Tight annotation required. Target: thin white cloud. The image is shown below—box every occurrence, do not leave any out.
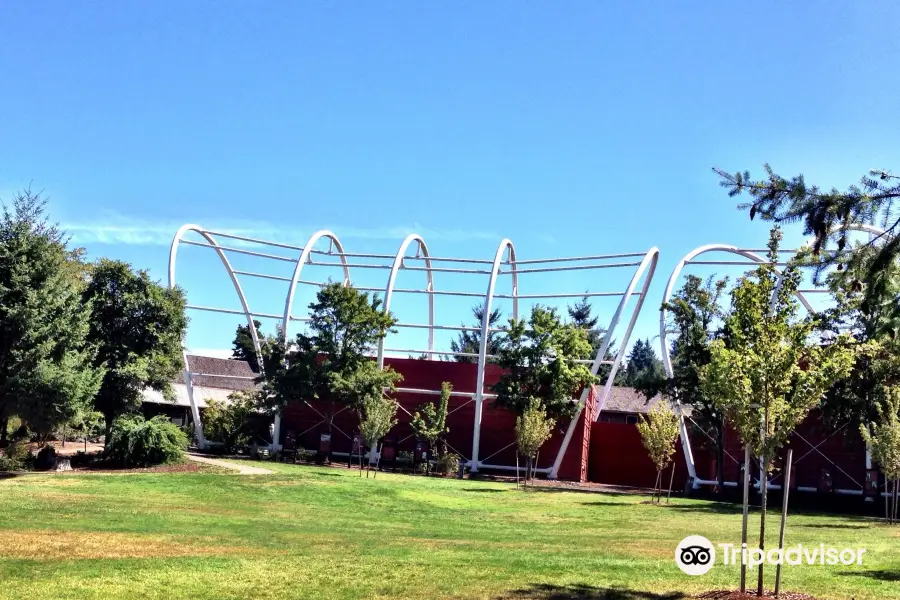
[63,214,500,247]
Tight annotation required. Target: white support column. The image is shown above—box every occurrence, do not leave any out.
[549,247,659,479]
[184,372,206,449]
[169,224,263,451]
[470,239,517,473]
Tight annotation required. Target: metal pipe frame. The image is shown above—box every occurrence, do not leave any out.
[548,247,660,479]
[661,224,887,490]
[171,224,661,474]
[469,239,518,472]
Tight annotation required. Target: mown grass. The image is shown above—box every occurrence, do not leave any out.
[0,461,897,600]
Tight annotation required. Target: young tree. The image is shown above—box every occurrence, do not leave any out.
[624,339,664,389]
[716,164,900,332]
[701,228,854,596]
[410,381,451,458]
[261,283,401,438]
[567,295,625,385]
[0,191,102,438]
[515,399,554,486]
[84,259,188,434]
[493,306,598,425]
[358,393,398,476]
[204,391,258,453]
[447,302,503,363]
[231,319,263,372]
[860,387,900,524]
[637,275,730,492]
[636,402,681,503]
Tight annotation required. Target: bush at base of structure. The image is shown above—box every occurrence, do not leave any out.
[0,442,33,472]
[435,453,461,476]
[106,414,189,467]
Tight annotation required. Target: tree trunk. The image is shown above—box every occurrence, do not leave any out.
[515,451,520,490]
[653,470,662,504]
[740,444,750,594]
[1,417,9,445]
[757,455,768,597]
[893,479,899,525]
[62,425,67,448]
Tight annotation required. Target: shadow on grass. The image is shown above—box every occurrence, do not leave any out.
[497,583,685,599]
[839,569,900,582]
[463,488,506,493]
[578,501,632,507]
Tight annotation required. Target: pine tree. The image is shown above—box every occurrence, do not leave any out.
[0,190,102,437]
[624,339,664,388]
[232,320,263,372]
[447,302,503,363]
[567,295,625,385]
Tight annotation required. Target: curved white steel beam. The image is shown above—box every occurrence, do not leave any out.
[377,234,434,368]
[169,224,264,449]
[659,245,815,484]
[282,230,352,343]
[659,223,886,487]
[470,239,518,472]
[549,247,660,479]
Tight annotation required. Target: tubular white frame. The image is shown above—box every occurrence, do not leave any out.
[660,225,886,491]
[170,224,660,472]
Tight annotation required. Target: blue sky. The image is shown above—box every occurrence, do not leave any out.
[2,2,898,360]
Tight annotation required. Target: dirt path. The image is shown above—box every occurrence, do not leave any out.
[186,454,273,475]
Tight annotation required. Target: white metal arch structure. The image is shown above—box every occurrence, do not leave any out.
[659,245,814,484]
[660,224,887,491]
[377,234,434,368]
[282,230,352,343]
[470,239,518,471]
[168,224,264,449]
[548,247,660,479]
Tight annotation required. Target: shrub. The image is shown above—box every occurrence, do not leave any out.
[435,453,461,476]
[35,445,58,470]
[106,414,189,467]
[203,392,257,453]
[0,442,32,471]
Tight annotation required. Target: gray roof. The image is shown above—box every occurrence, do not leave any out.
[185,355,259,391]
[599,386,689,416]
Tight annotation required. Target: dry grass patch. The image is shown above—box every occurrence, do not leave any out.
[0,530,268,560]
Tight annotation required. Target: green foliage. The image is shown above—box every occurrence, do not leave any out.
[84,259,188,429]
[203,391,258,453]
[0,441,32,471]
[701,229,855,463]
[716,164,900,333]
[0,190,102,435]
[435,452,461,475]
[231,319,263,372]
[567,295,625,385]
[623,339,664,389]
[636,402,680,473]
[105,414,189,467]
[860,387,900,481]
[447,302,503,363]
[358,393,398,450]
[410,381,451,455]
[493,306,598,424]
[262,283,401,421]
[515,399,554,459]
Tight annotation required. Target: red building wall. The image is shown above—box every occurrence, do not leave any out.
[279,357,593,480]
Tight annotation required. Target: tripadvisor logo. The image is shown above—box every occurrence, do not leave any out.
[675,536,867,576]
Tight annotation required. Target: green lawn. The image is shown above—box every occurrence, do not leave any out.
[0,461,897,600]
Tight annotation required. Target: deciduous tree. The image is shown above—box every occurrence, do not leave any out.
[860,387,900,524]
[701,228,854,596]
[232,319,263,372]
[410,381,451,458]
[636,402,680,503]
[84,259,188,433]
